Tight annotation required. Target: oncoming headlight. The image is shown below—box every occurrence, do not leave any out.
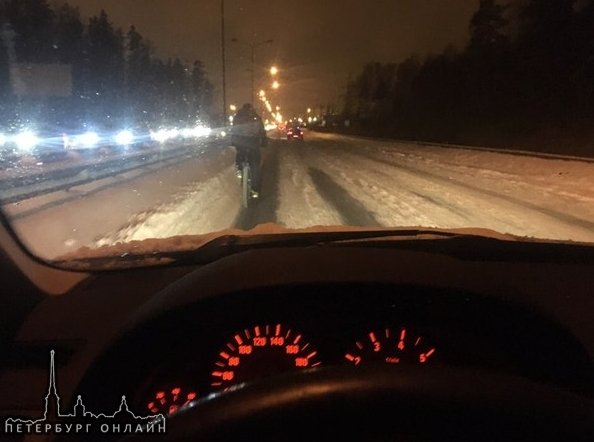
[79,131,100,148]
[115,130,134,146]
[150,129,169,143]
[15,131,39,152]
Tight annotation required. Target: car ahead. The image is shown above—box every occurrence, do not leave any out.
[286,126,304,140]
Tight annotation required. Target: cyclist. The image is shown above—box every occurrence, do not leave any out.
[231,103,267,198]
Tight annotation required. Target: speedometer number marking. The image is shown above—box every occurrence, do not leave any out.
[211,323,321,389]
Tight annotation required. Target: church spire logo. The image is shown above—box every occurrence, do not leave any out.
[3,350,166,436]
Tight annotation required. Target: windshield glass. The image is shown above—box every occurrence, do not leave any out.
[0,0,593,265]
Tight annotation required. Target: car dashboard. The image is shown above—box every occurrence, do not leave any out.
[115,283,592,417]
[2,236,594,437]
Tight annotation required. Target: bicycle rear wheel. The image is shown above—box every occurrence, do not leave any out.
[241,162,251,208]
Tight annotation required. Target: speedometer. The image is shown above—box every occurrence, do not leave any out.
[344,327,436,366]
[211,324,321,390]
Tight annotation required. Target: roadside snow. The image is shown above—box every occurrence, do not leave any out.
[4,148,235,259]
[95,165,241,245]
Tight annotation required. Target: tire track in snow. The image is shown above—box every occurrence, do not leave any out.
[275,144,343,228]
[312,142,594,241]
[308,167,381,227]
[235,141,281,229]
[408,190,474,222]
[303,142,473,229]
[350,148,594,236]
[315,133,594,235]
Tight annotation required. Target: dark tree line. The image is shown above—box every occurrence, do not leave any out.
[0,0,214,131]
[342,0,594,154]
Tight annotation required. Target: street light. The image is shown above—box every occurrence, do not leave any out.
[270,66,278,76]
[272,80,280,90]
[230,104,237,112]
[232,37,273,106]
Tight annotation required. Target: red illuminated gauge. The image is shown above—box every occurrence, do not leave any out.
[211,324,321,390]
[146,386,198,416]
[344,327,436,366]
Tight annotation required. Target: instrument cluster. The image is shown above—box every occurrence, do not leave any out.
[124,284,592,417]
[139,321,441,416]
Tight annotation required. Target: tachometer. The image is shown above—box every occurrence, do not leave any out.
[344,327,436,366]
[211,324,321,390]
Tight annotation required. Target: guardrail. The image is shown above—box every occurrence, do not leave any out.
[0,139,228,204]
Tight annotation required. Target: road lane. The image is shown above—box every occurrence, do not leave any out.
[273,131,594,242]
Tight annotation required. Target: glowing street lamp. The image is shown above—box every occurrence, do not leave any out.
[272,80,280,90]
[229,104,237,112]
[270,66,278,76]
[259,89,266,98]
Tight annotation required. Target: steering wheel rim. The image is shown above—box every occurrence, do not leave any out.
[127,366,594,441]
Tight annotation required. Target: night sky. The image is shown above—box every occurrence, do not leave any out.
[68,0,478,118]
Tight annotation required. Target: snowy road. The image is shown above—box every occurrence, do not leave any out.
[4,130,594,259]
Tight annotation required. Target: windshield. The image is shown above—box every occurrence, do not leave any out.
[0,0,593,265]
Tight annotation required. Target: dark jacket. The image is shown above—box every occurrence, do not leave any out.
[231,108,267,149]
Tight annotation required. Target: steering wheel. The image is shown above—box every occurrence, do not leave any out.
[126,365,594,441]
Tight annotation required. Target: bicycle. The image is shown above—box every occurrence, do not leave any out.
[234,139,263,209]
[240,159,253,209]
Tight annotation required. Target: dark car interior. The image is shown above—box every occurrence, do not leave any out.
[2,215,594,440]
